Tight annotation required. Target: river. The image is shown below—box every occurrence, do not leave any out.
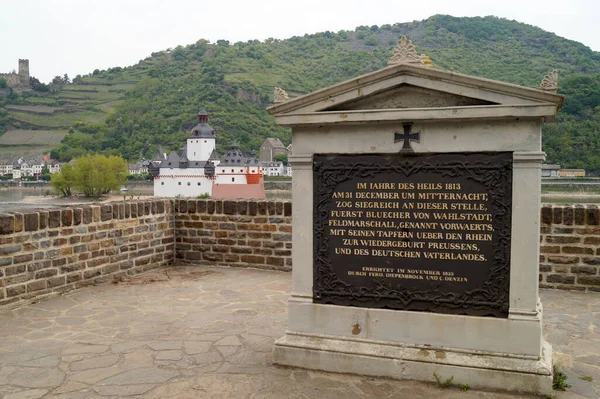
[0,186,593,213]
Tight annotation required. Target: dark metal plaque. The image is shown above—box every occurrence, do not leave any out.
[313,152,512,317]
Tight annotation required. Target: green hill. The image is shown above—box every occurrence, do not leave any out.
[2,15,599,169]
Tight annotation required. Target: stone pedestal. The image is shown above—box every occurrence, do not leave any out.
[268,61,563,395]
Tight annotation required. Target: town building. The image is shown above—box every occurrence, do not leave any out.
[0,156,62,179]
[541,164,560,177]
[149,110,265,198]
[262,161,286,177]
[259,138,288,162]
[558,169,586,177]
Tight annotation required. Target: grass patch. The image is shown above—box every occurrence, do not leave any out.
[541,185,600,195]
[0,145,54,162]
[6,105,57,114]
[433,372,454,388]
[553,365,571,391]
[9,110,107,127]
[224,72,284,87]
[96,100,125,114]
[0,129,67,146]
[579,375,593,382]
[24,96,57,105]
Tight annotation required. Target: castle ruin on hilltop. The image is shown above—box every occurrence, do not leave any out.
[0,59,30,93]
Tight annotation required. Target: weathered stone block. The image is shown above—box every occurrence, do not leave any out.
[24,213,38,232]
[13,254,33,264]
[83,269,102,279]
[587,205,600,225]
[257,201,267,215]
[546,236,580,244]
[563,207,573,225]
[203,252,223,262]
[0,244,21,255]
[583,237,600,245]
[7,285,26,297]
[546,274,575,284]
[241,255,265,264]
[583,257,600,265]
[267,257,284,267]
[61,209,73,226]
[273,234,292,242]
[574,205,585,225]
[218,222,236,231]
[222,200,236,215]
[35,269,57,279]
[551,207,562,225]
[101,205,112,221]
[554,228,574,234]
[11,213,23,232]
[562,246,594,255]
[547,256,579,264]
[27,280,46,292]
[263,241,284,249]
[231,246,252,254]
[185,252,203,261]
[71,208,82,225]
[578,276,600,286]
[0,215,15,235]
[224,254,239,263]
[571,266,597,275]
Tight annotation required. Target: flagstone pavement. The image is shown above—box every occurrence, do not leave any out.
[0,265,598,399]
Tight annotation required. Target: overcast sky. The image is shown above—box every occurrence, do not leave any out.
[1,0,598,83]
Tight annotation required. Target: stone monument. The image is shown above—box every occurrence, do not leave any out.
[267,38,564,395]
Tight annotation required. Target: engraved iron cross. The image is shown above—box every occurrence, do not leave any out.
[394,123,420,153]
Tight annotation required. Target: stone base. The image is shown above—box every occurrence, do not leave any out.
[274,333,553,396]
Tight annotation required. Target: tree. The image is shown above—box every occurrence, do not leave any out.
[0,77,6,88]
[63,74,70,84]
[40,166,51,181]
[51,75,65,92]
[51,163,74,197]
[274,154,288,165]
[72,154,128,197]
[29,76,50,92]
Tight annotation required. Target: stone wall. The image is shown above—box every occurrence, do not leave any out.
[3,199,600,311]
[0,200,174,310]
[540,204,600,292]
[0,73,21,89]
[174,199,292,271]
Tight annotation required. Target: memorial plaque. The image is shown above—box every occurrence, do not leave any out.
[313,152,512,317]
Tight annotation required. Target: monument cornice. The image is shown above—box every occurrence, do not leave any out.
[267,63,564,116]
[273,103,559,126]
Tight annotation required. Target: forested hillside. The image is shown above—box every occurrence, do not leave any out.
[3,15,600,169]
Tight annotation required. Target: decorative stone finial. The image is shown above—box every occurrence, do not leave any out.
[388,36,422,66]
[274,87,289,103]
[420,54,434,67]
[539,70,558,92]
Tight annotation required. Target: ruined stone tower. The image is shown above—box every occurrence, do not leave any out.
[18,59,29,86]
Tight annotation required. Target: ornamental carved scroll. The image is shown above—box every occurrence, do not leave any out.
[388,36,423,66]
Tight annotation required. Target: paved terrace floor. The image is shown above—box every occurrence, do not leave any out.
[0,266,598,399]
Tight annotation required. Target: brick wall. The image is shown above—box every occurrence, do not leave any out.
[0,200,174,310]
[540,204,600,292]
[174,199,292,271]
[2,199,599,311]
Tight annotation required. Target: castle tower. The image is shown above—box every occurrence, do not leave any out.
[18,59,29,86]
[187,109,216,161]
